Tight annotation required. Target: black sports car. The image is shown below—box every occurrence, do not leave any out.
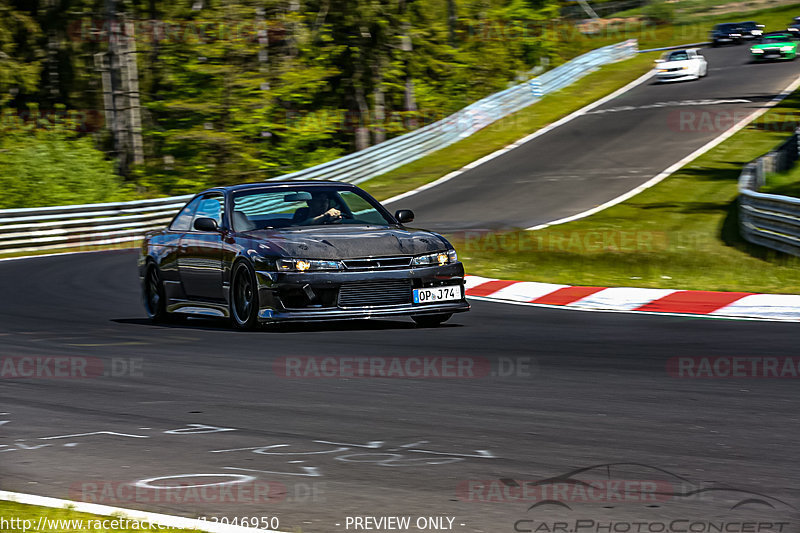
[710,22,744,46]
[138,181,470,329]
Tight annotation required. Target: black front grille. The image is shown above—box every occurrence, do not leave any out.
[342,257,412,270]
[337,279,412,308]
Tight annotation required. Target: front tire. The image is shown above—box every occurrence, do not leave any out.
[231,261,260,330]
[412,313,452,328]
[143,263,168,322]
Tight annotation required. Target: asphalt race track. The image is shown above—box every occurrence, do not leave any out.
[393,45,800,231]
[2,44,800,533]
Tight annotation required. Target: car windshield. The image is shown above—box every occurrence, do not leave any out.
[716,23,738,31]
[740,22,757,29]
[231,187,395,231]
[666,51,689,61]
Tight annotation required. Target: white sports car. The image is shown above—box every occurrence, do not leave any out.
[654,49,708,82]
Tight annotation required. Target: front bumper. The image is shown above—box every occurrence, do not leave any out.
[253,263,470,322]
[656,72,697,82]
[752,51,795,60]
[257,301,470,321]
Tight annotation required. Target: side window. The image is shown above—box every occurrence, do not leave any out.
[193,194,225,229]
[169,197,203,231]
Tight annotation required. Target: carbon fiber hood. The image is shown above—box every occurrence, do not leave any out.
[246,225,450,259]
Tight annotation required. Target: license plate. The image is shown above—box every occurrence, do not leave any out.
[413,286,460,304]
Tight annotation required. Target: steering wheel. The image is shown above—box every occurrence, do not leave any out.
[330,212,353,224]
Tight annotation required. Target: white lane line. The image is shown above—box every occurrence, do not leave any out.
[527,73,800,231]
[382,69,656,205]
[0,490,280,533]
[584,98,752,115]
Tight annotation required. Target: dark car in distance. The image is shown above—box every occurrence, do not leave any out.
[738,21,764,41]
[710,22,744,46]
[138,181,470,329]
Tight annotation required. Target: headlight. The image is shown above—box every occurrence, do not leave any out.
[751,48,764,53]
[412,249,457,266]
[781,45,794,51]
[276,259,343,271]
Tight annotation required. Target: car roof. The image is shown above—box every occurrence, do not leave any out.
[664,49,695,59]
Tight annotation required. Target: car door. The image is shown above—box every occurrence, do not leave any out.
[177,192,226,301]
[159,196,203,299]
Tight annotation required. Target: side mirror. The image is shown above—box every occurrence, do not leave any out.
[194,217,219,232]
[654,59,664,63]
[394,209,414,224]
[757,24,765,28]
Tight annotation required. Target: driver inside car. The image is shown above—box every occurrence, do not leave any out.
[292,192,343,225]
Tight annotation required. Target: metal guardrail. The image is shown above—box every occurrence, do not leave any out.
[0,195,193,254]
[738,128,800,256]
[0,40,637,256]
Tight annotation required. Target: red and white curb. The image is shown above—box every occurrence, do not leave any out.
[465,275,800,322]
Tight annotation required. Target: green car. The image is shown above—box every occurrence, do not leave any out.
[751,32,798,60]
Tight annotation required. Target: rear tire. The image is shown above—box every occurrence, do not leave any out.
[412,313,452,328]
[143,263,168,322]
[231,261,260,330]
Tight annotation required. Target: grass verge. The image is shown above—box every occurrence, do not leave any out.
[451,85,800,294]
[0,501,201,533]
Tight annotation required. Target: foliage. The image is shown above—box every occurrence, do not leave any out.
[0,0,564,201]
[0,107,124,208]
[642,0,676,24]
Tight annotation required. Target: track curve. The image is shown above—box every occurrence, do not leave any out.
[3,44,800,533]
[394,45,800,231]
